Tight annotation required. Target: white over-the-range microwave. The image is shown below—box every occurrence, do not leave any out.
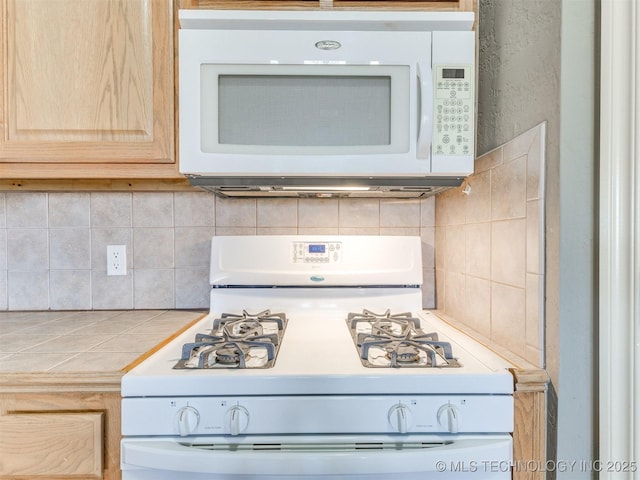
[178,10,476,197]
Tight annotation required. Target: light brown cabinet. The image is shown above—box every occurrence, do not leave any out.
[0,390,121,480]
[511,369,550,480]
[0,0,179,181]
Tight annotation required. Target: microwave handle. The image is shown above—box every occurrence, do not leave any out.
[416,62,433,159]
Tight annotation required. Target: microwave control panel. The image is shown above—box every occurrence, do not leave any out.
[433,65,473,157]
[293,242,342,264]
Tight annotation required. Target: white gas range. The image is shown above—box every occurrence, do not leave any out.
[121,235,514,480]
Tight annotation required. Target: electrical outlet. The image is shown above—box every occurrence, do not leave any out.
[107,245,127,276]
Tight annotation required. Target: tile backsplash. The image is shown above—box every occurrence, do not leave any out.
[434,122,546,366]
[0,194,435,311]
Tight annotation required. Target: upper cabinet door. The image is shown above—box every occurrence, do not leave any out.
[0,0,175,177]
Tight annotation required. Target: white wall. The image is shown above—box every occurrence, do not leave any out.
[558,0,598,472]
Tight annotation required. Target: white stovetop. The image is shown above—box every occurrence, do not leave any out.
[122,289,513,397]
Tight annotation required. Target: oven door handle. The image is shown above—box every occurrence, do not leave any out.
[121,437,512,475]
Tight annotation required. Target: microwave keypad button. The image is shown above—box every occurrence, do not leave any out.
[433,64,473,157]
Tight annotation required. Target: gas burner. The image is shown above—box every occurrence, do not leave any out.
[223,319,264,340]
[173,310,287,369]
[390,345,421,364]
[214,310,286,339]
[215,344,246,364]
[347,309,461,368]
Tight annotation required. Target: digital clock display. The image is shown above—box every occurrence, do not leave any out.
[308,244,326,254]
[443,68,465,79]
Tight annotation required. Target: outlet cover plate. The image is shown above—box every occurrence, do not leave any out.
[107,245,127,276]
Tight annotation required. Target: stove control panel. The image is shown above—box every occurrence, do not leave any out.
[293,241,342,264]
[122,395,513,437]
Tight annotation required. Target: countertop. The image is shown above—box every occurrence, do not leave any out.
[0,310,205,391]
[432,310,549,391]
[0,309,547,392]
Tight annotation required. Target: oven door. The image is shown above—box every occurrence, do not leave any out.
[121,434,512,480]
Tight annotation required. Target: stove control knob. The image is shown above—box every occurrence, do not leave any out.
[437,404,459,434]
[226,405,250,436]
[176,406,200,437]
[388,403,412,434]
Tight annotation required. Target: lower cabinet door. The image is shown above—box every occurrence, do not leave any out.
[0,412,103,478]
